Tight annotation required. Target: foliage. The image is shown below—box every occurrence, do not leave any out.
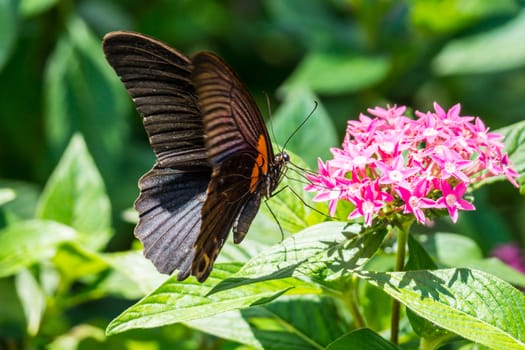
[1,1,525,349]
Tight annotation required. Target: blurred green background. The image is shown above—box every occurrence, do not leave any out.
[1,0,524,348]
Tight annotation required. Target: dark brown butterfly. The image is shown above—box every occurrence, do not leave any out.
[102,31,288,282]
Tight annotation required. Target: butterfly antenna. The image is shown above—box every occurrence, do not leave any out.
[281,101,318,151]
[263,92,283,154]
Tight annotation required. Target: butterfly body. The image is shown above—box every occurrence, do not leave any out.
[103,31,286,282]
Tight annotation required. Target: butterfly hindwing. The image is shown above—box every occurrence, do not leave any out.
[135,167,211,280]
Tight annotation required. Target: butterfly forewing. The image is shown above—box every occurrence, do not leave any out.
[192,52,274,165]
[103,32,209,169]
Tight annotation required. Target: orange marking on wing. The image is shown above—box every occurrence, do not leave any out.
[250,135,269,192]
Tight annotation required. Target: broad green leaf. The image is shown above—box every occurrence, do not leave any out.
[326,328,400,350]
[282,52,389,95]
[99,251,167,298]
[15,269,46,336]
[188,295,347,350]
[472,120,525,190]
[106,263,320,335]
[52,242,109,281]
[469,258,525,287]
[44,16,129,182]
[37,134,112,250]
[434,9,525,75]
[0,220,77,277]
[0,188,15,206]
[406,234,437,271]
[357,268,525,350]
[19,0,58,17]
[0,278,25,338]
[418,233,483,267]
[0,0,17,71]
[47,324,105,350]
[418,233,525,286]
[359,276,392,332]
[406,235,454,345]
[0,180,39,223]
[15,268,46,336]
[272,88,337,169]
[265,0,356,51]
[212,222,387,293]
[218,235,273,264]
[410,0,517,34]
[496,120,525,191]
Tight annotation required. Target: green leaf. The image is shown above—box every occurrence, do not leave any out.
[212,222,387,293]
[188,295,348,350]
[406,234,437,270]
[0,220,77,278]
[410,0,518,34]
[37,134,112,250]
[15,268,46,336]
[418,233,483,267]
[106,263,319,335]
[433,9,525,75]
[0,188,15,206]
[0,0,17,71]
[357,268,525,350]
[419,233,525,287]
[272,88,337,169]
[52,242,109,281]
[470,258,525,287]
[326,328,400,350]
[0,180,40,223]
[495,120,525,191]
[405,235,455,345]
[19,0,58,17]
[99,251,167,298]
[47,324,105,350]
[44,16,130,182]
[282,52,389,95]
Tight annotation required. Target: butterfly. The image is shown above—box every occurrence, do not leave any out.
[102,31,288,282]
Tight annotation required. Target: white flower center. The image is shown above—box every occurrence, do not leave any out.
[444,161,456,173]
[362,201,375,214]
[446,194,457,207]
[380,142,394,153]
[389,170,402,182]
[354,156,367,167]
[423,128,438,137]
[409,196,420,209]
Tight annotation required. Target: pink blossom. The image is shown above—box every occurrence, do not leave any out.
[435,180,475,223]
[396,179,438,224]
[306,102,519,226]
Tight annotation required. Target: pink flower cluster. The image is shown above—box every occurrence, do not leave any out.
[306,103,519,226]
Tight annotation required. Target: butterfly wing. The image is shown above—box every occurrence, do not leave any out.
[103,31,209,169]
[103,32,211,279]
[189,52,275,281]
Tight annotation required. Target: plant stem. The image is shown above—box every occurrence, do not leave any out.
[346,275,366,329]
[390,223,409,344]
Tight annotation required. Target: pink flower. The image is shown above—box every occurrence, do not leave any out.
[348,181,393,226]
[492,243,525,275]
[430,148,472,183]
[305,102,519,226]
[396,179,438,224]
[435,180,475,223]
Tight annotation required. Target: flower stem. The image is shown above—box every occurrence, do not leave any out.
[345,275,366,329]
[390,222,410,344]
